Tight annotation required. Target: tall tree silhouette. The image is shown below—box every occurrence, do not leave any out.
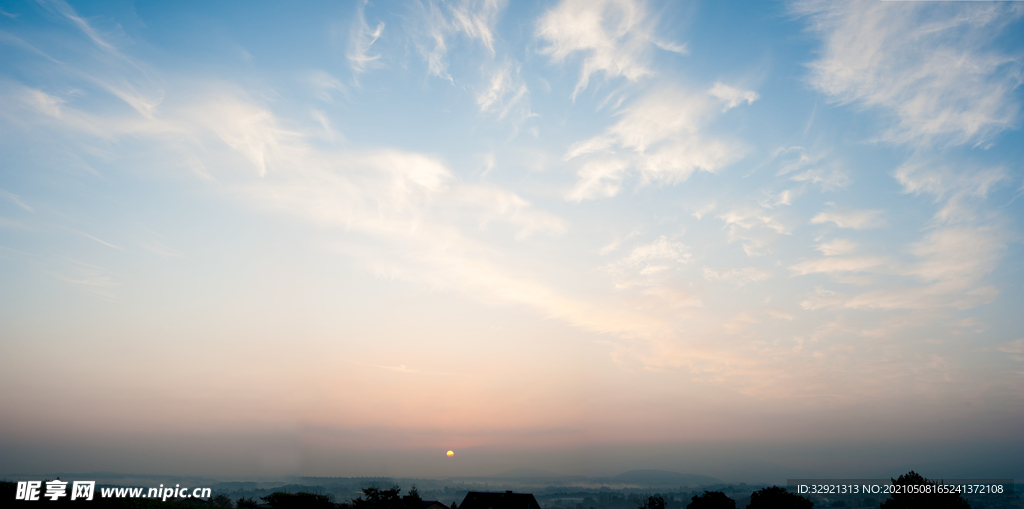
[746,486,812,509]
[260,491,334,508]
[879,471,971,509]
[350,485,425,509]
[353,486,404,509]
[686,491,735,509]
[638,495,667,509]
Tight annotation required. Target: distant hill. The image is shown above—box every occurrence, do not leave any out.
[491,468,565,479]
[611,470,722,487]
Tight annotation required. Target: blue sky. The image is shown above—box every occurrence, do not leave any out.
[1,0,1023,482]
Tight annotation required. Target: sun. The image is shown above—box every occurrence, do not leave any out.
[446,450,454,457]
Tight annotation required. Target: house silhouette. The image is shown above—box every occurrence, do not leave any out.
[459,491,542,509]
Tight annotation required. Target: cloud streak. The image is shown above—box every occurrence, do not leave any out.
[795,0,1024,147]
[565,84,756,201]
[347,1,385,75]
[537,0,686,99]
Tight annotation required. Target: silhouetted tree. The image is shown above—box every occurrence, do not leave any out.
[212,494,234,507]
[404,485,424,509]
[236,496,259,508]
[686,491,735,509]
[639,495,667,509]
[261,491,334,509]
[879,471,971,509]
[747,486,813,509]
[451,501,459,509]
[353,485,427,509]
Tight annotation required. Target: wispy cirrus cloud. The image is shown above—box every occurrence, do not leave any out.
[415,0,506,82]
[796,225,1004,311]
[810,209,885,230]
[717,206,792,257]
[347,1,385,75]
[815,238,856,256]
[308,70,347,104]
[536,0,686,100]
[709,82,759,111]
[51,258,120,300]
[3,0,1023,448]
[565,84,756,201]
[702,267,772,286]
[770,146,850,193]
[33,0,164,118]
[608,235,690,275]
[894,156,1008,225]
[476,60,534,125]
[794,0,1024,147]
[789,256,887,277]
[0,188,33,212]
[448,0,503,56]
[451,184,567,240]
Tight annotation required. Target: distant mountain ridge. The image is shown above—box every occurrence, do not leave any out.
[611,470,722,487]
[491,468,565,479]
[487,468,723,487]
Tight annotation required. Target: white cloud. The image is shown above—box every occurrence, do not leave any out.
[796,226,1005,311]
[907,226,1004,290]
[139,240,184,259]
[810,209,885,230]
[308,70,347,103]
[759,186,806,209]
[789,168,849,191]
[476,61,533,122]
[449,0,504,56]
[37,0,163,118]
[789,256,886,276]
[36,0,117,51]
[613,236,690,268]
[997,339,1024,362]
[772,189,796,207]
[0,189,33,212]
[565,158,630,202]
[52,258,120,300]
[794,0,1024,146]
[691,202,716,219]
[7,74,616,350]
[718,208,790,235]
[709,82,759,111]
[77,231,123,250]
[347,1,385,75]
[453,184,567,239]
[415,0,506,82]
[564,86,754,200]
[536,0,686,99]
[568,87,716,156]
[773,146,812,177]
[895,158,1006,200]
[703,267,772,286]
[639,286,702,309]
[718,207,792,257]
[765,308,795,321]
[419,3,453,82]
[771,146,850,191]
[7,0,1023,413]
[24,89,63,117]
[815,238,856,256]
[894,157,1008,224]
[184,94,296,178]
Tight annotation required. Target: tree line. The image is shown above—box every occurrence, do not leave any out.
[636,471,973,509]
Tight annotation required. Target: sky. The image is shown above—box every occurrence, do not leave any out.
[1,0,1023,484]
